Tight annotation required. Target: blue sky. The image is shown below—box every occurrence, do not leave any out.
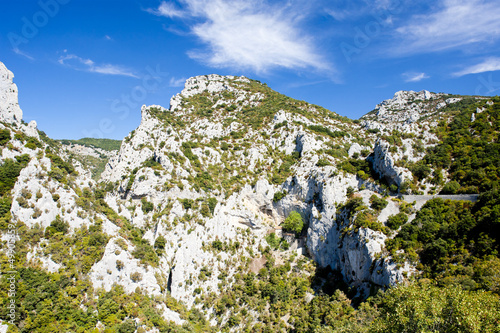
[1,0,500,140]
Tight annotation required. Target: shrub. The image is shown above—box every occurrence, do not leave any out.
[372,282,500,333]
[116,260,124,271]
[440,180,460,194]
[316,159,331,167]
[273,190,287,202]
[44,215,69,237]
[370,194,388,211]
[0,129,10,145]
[265,232,281,249]
[207,197,217,214]
[154,235,166,252]
[385,212,408,230]
[212,240,224,251]
[283,211,304,235]
[130,272,142,282]
[141,198,154,214]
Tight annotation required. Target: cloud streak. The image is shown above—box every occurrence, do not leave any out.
[148,1,186,18]
[395,0,500,54]
[58,53,138,78]
[402,72,430,82]
[150,0,330,74]
[453,57,500,77]
[13,47,34,60]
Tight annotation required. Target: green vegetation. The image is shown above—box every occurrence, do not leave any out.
[369,194,388,211]
[385,212,408,230]
[307,124,347,138]
[59,137,122,151]
[338,196,390,235]
[0,154,30,196]
[0,128,10,145]
[141,197,154,214]
[371,281,500,332]
[386,193,500,291]
[265,232,289,251]
[339,157,373,180]
[270,152,300,185]
[46,151,78,184]
[412,97,500,193]
[273,190,287,202]
[282,211,304,235]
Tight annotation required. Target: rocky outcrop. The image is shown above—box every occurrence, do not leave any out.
[370,140,413,187]
[0,62,23,124]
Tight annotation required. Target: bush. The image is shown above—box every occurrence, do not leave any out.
[316,159,331,167]
[0,129,10,145]
[212,240,224,251]
[265,232,281,249]
[130,272,142,283]
[282,211,304,235]
[273,190,287,202]
[154,235,166,253]
[45,215,69,237]
[370,194,388,211]
[386,212,408,230]
[141,198,154,214]
[441,180,460,194]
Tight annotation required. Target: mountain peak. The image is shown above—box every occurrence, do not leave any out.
[0,61,23,124]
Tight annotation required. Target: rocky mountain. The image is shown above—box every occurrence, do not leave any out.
[0,61,499,332]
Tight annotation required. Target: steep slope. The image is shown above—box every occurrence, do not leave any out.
[0,62,187,332]
[100,74,417,307]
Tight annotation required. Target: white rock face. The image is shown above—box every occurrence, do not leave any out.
[0,321,8,333]
[371,140,413,187]
[89,237,163,295]
[0,61,23,124]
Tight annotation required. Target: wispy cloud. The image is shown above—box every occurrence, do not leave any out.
[58,53,138,78]
[148,1,186,18]
[169,76,186,87]
[453,57,500,77]
[13,47,34,60]
[402,72,430,82]
[149,0,331,74]
[395,0,500,54]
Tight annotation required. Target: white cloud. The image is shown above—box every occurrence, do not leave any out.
[58,53,138,78]
[169,77,186,87]
[395,0,500,53]
[13,47,34,60]
[150,0,330,73]
[453,57,500,77]
[148,1,186,18]
[402,72,430,82]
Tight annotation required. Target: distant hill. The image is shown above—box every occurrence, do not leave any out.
[59,137,121,151]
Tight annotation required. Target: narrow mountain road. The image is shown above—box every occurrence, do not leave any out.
[402,194,480,203]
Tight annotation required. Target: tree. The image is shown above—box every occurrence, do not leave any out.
[283,211,304,235]
[371,282,500,332]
